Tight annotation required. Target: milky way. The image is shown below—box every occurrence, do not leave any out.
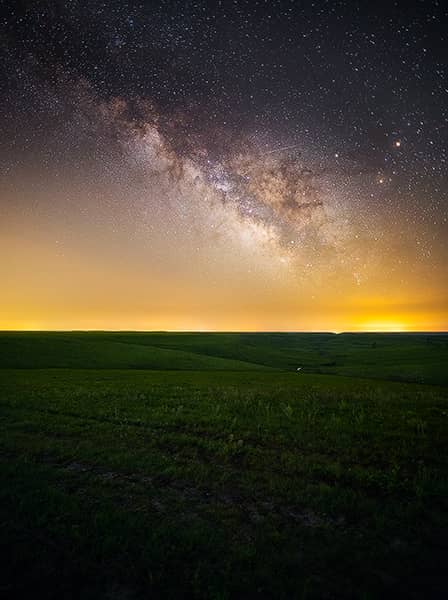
[0,1,447,330]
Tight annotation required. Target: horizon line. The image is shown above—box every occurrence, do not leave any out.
[1,329,447,335]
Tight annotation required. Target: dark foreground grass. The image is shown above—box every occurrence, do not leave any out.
[1,333,448,598]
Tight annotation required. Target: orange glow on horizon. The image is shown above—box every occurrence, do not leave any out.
[1,161,447,333]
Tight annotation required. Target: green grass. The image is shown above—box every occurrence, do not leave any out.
[2,330,447,384]
[1,332,447,598]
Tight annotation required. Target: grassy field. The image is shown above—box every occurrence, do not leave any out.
[1,332,447,598]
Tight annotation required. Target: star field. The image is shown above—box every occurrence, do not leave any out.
[0,0,447,331]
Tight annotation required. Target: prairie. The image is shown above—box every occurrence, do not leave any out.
[1,332,447,598]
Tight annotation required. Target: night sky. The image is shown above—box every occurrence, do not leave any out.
[1,0,447,331]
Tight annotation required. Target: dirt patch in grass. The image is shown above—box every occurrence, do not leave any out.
[41,455,342,530]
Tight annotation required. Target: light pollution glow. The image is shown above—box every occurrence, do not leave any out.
[1,86,447,332]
